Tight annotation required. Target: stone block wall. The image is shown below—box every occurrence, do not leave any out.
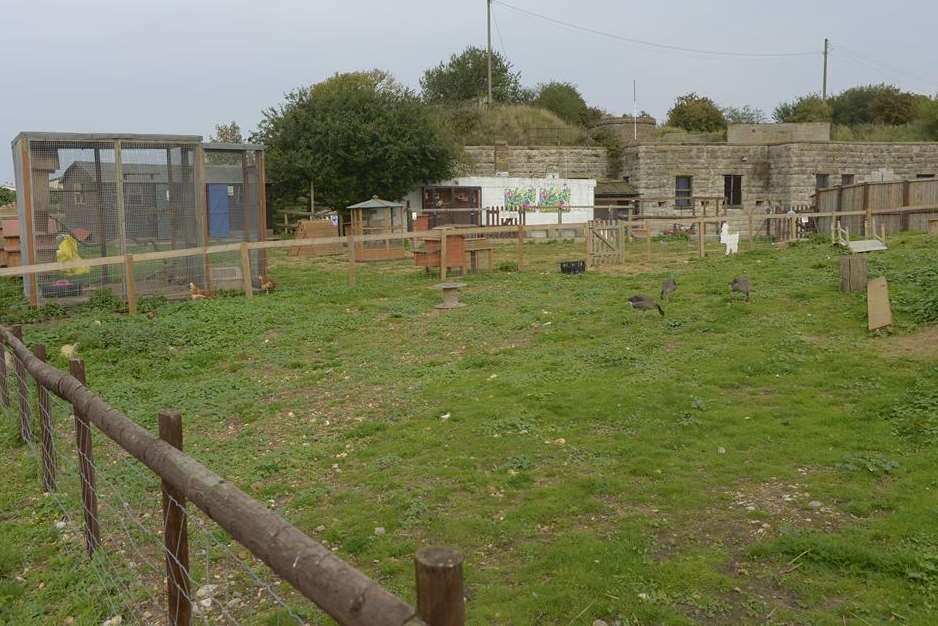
[621,144,771,213]
[464,145,609,179]
[768,142,938,205]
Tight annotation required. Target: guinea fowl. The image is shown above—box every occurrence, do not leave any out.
[729,276,752,302]
[660,278,677,301]
[628,294,664,316]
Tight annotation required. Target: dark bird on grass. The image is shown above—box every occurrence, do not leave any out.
[628,294,665,316]
[729,276,752,302]
[660,277,677,301]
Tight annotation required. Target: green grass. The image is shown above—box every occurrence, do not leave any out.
[2,234,938,625]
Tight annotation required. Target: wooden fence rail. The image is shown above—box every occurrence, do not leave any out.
[0,324,466,626]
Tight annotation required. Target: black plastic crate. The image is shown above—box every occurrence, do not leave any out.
[560,260,586,274]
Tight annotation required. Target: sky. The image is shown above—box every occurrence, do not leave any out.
[2,0,937,184]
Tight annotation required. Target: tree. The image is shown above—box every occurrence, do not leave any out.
[721,105,766,124]
[209,121,243,144]
[916,96,938,140]
[0,187,14,205]
[829,84,915,126]
[666,93,726,132]
[534,82,591,126]
[773,94,832,123]
[256,70,457,212]
[420,46,525,104]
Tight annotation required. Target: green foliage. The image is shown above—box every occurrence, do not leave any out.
[533,82,597,127]
[773,94,832,123]
[496,260,519,272]
[432,104,590,147]
[915,97,938,140]
[209,121,243,143]
[420,46,526,105]
[0,188,14,205]
[666,93,726,132]
[830,123,928,142]
[721,104,766,124]
[257,70,457,212]
[836,452,899,475]
[86,288,124,313]
[830,84,915,126]
[882,372,938,446]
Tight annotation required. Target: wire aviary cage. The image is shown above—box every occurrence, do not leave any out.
[10,132,267,307]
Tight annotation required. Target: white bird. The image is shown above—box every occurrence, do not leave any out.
[60,343,79,360]
[720,222,739,255]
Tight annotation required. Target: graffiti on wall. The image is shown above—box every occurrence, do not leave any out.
[503,184,571,211]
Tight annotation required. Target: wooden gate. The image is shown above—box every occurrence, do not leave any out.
[586,220,624,266]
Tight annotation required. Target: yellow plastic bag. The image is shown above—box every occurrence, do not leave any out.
[56,234,90,276]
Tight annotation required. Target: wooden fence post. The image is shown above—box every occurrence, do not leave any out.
[33,344,56,493]
[0,337,9,408]
[863,184,872,238]
[516,223,525,271]
[240,242,253,299]
[439,228,448,281]
[347,233,357,287]
[415,547,465,626]
[69,358,100,556]
[617,221,626,264]
[747,210,754,250]
[124,254,137,315]
[644,220,651,264]
[159,409,191,626]
[585,221,593,266]
[12,325,31,442]
[697,220,705,258]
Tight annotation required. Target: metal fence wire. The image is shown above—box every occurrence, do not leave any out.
[1,340,313,625]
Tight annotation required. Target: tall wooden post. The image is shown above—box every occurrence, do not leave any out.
[159,410,191,626]
[69,358,100,556]
[697,220,705,258]
[415,547,465,626]
[33,344,56,493]
[747,209,754,250]
[516,223,525,271]
[18,139,39,307]
[585,221,593,266]
[617,221,626,264]
[626,206,633,242]
[194,144,211,290]
[347,232,357,287]
[863,183,872,238]
[240,243,253,298]
[0,339,9,408]
[789,215,797,242]
[440,228,448,281]
[644,220,651,264]
[12,325,31,442]
[124,255,137,315]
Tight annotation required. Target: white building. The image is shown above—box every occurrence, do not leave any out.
[404,175,596,226]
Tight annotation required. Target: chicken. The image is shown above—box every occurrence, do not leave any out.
[729,276,752,302]
[60,343,79,360]
[189,282,214,301]
[258,275,276,294]
[628,294,664,316]
[660,278,677,301]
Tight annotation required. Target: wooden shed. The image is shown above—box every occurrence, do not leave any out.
[339,197,410,261]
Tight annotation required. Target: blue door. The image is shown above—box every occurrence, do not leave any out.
[207,184,231,238]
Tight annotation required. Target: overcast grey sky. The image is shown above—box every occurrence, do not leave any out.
[3,0,937,183]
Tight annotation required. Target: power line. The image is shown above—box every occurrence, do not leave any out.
[833,43,938,93]
[493,0,819,59]
[492,3,509,61]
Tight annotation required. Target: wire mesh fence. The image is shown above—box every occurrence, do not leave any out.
[11,134,267,308]
[0,336,365,625]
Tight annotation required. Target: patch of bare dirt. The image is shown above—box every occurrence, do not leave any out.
[879,325,938,359]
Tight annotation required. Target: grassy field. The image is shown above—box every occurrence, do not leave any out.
[2,233,938,625]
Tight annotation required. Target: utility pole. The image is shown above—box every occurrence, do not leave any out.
[822,38,829,99]
[633,80,638,141]
[486,0,493,108]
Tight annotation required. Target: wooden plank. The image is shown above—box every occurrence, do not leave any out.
[124,255,137,315]
[867,277,892,331]
[0,325,424,626]
[19,140,39,307]
[0,339,9,408]
[697,220,705,257]
[113,142,128,256]
[195,144,210,289]
[69,358,100,556]
[159,409,192,626]
[240,243,253,298]
[440,228,448,280]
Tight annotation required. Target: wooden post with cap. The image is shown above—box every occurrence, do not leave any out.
[34,343,56,492]
[69,358,100,555]
[159,409,191,626]
[415,546,465,626]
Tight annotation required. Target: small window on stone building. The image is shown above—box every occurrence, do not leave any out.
[723,175,743,206]
[675,176,692,208]
[917,174,935,179]
[841,174,855,186]
[816,174,830,189]
[622,176,630,183]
